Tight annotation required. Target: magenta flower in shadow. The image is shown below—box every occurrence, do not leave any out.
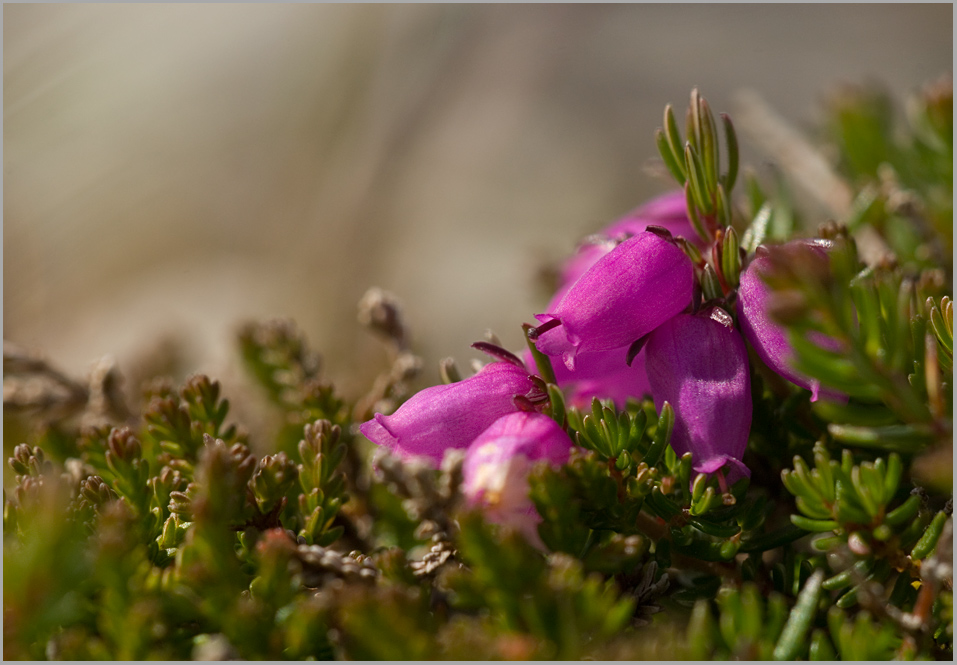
[462,411,572,547]
[603,189,702,240]
[524,346,652,409]
[645,309,752,483]
[737,240,845,402]
[359,360,538,466]
[534,230,694,370]
[556,190,701,305]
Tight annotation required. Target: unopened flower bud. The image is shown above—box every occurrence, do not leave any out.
[107,427,142,463]
[462,412,572,547]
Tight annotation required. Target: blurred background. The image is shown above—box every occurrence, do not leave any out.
[4,4,952,405]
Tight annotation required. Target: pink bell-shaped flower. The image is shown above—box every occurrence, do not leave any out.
[462,411,572,547]
[534,230,694,371]
[531,191,699,407]
[359,360,538,466]
[645,309,752,483]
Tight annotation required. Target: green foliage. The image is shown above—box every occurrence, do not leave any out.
[827,607,904,660]
[825,78,953,268]
[239,319,350,455]
[783,445,917,534]
[292,420,348,546]
[656,89,739,239]
[687,582,791,659]
[142,375,240,474]
[3,365,351,659]
[444,512,638,659]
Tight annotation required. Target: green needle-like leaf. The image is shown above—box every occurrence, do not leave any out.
[684,182,711,243]
[664,104,686,175]
[524,323,557,386]
[699,98,719,200]
[911,509,949,560]
[684,142,713,215]
[715,182,732,228]
[547,383,567,427]
[720,113,739,192]
[773,569,825,660]
[741,201,772,253]
[827,423,935,452]
[721,225,740,287]
[656,128,687,185]
[687,89,701,152]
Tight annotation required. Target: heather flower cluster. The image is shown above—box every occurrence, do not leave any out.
[5,81,951,660]
[360,186,842,534]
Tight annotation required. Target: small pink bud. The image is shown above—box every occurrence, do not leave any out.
[462,412,572,547]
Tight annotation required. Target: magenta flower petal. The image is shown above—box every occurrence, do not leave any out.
[462,412,572,546]
[527,192,696,404]
[535,231,694,369]
[645,310,752,482]
[737,241,846,402]
[556,241,618,304]
[359,361,537,466]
